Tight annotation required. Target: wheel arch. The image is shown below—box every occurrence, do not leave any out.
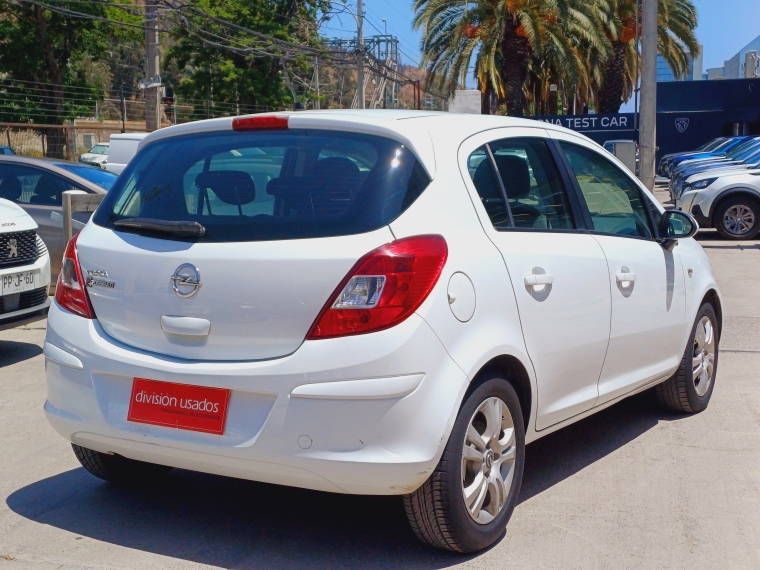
[467,355,532,432]
[701,288,723,340]
[708,187,760,226]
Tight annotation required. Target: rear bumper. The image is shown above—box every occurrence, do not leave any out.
[44,301,469,495]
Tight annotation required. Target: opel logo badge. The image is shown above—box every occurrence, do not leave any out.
[171,263,202,298]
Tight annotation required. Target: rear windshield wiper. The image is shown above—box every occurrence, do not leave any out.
[113,218,206,237]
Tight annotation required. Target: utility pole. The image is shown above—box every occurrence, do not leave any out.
[144,0,161,132]
[120,87,126,133]
[315,57,320,110]
[639,0,657,190]
[356,0,365,109]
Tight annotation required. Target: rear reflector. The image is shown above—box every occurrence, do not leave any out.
[54,232,95,319]
[232,115,288,131]
[307,235,448,339]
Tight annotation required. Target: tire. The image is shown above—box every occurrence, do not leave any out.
[656,303,719,413]
[714,195,760,240]
[403,378,525,553]
[72,444,172,485]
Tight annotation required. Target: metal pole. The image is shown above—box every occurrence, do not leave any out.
[145,0,160,131]
[120,88,126,133]
[639,0,657,190]
[357,0,365,109]
[633,0,640,137]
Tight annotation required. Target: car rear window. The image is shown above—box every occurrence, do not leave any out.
[93,130,431,242]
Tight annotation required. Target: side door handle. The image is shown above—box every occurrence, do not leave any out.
[615,272,636,283]
[524,274,554,287]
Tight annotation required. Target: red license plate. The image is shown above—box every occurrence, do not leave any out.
[127,378,230,435]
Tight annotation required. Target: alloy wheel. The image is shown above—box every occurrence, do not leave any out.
[692,315,716,397]
[461,397,517,524]
[722,204,756,236]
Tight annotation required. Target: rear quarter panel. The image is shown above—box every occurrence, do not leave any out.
[389,122,538,440]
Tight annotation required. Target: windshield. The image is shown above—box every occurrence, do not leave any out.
[698,138,724,152]
[89,144,109,155]
[55,163,117,190]
[93,129,431,242]
[730,140,760,161]
[726,138,760,158]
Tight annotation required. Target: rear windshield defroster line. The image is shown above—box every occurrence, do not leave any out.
[94,129,432,243]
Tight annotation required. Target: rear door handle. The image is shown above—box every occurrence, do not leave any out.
[524,274,554,287]
[615,272,636,283]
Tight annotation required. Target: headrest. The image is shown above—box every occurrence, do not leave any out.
[493,154,531,200]
[195,170,256,205]
[472,159,502,200]
[0,176,22,201]
[313,157,360,185]
[34,174,62,198]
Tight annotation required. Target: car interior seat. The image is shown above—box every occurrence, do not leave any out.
[0,176,22,202]
[492,154,543,228]
[195,170,256,216]
[30,174,66,205]
[472,159,511,226]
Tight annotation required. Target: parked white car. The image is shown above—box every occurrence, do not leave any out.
[0,197,51,330]
[44,111,721,553]
[104,133,148,175]
[676,167,760,239]
[78,142,109,169]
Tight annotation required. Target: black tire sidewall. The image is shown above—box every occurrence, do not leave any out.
[444,378,526,552]
[715,195,760,239]
[684,303,719,411]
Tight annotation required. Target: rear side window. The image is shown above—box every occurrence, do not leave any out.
[94,130,431,242]
[468,138,575,230]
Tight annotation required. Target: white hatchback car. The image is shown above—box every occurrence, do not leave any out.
[44,111,721,553]
[0,197,51,330]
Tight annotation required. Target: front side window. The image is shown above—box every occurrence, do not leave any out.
[94,130,431,242]
[0,164,73,205]
[561,142,653,238]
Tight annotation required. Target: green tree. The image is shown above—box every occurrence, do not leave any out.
[415,0,607,116]
[597,0,699,113]
[166,0,326,117]
[0,0,139,157]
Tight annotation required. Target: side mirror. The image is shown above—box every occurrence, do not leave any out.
[658,210,698,250]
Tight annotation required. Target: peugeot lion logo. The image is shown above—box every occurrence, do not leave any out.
[675,118,690,133]
[7,238,18,258]
[170,263,202,298]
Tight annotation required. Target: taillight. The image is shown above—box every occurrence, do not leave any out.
[232,115,288,131]
[307,235,448,339]
[54,233,95,319]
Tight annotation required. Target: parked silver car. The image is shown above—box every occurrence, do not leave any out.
[0,156,115,278]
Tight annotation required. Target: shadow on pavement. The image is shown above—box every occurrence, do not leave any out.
[6,391,684,569]
[0,340,42,368]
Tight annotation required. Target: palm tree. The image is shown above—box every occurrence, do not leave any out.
[415,0,607,116]
[525,0,611,115]
[597,0,699,113]
[413,0,503,114]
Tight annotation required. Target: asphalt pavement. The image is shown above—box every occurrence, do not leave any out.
[1,199,759,568]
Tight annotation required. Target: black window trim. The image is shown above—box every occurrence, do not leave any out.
[552,139,662,243]
[472,136,589,235]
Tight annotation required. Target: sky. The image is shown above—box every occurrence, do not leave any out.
[325,0,760,97]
